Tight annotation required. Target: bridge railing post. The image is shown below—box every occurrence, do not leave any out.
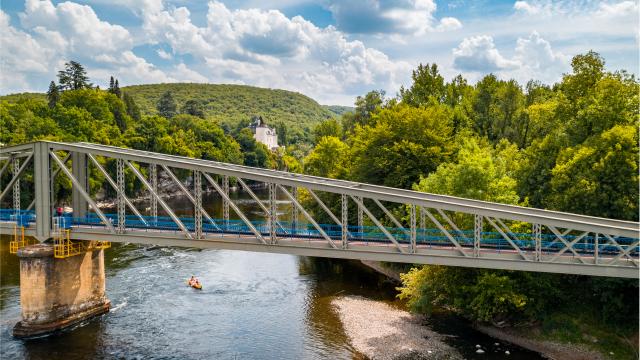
[149,164,157,219]
[223,175,229,228]
[116,159,125,233]
[13,158,20,216]
[194,170,202,239]
[534,223,542,262]
[292,187,298,234]
[410,204,416,253]
[341,194,348,249]
[474,214,482,257]
[269,183,277,244]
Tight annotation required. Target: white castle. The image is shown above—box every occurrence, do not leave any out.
[249,116,279,150]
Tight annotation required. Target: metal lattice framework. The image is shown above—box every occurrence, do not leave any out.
[1,141,638,278]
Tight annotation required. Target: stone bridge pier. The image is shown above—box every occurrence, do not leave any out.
[13,243,110,338]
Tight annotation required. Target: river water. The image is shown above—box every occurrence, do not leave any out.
[0,188,543,359]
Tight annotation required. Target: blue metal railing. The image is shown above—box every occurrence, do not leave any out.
[1,209,637,257]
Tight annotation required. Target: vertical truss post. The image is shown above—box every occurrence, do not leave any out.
[223,175,230,227]
[341,194,348,249]
[410,204,416,253]
[194,170,202,239]
[356,196,363,238]
[269,183,277,244]
[116,159,125,233]
[34,143,51,241]
[291,186,298,233]
[534,223,542,261]
[71,152,88,217]
[12,158,20,214]
[420,206,426,246]
[474,214,482,257]
[594,233,599,264]
[149,164,157,218]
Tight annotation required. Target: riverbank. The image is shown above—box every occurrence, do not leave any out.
[332,296,462,360]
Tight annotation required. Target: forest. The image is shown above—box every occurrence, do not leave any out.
[0,51,638,358]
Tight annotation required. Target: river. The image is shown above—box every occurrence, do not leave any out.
[0,188,543,359]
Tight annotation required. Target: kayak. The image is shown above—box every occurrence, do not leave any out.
[186,279,203,290]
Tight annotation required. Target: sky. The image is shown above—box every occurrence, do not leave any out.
[0,0,638,105]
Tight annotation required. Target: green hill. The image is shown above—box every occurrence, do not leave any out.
[122,83,334,132]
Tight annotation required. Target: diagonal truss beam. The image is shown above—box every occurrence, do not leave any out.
[125,160,193,239]
[549,231,589,262]
[236,177,286,233]
[603,234,639,266]
[548,226,587,264]
[307,188,354,239]
[0,156,13,179]
[50,151,115,233]
[0,153,33,202]
[485,217,530,261]
[423,208,469,257]
[202,172,267,244]
[87,154,148,226]
[350,195,406,253]
[278,184,338,249]
[373,199,411,237]
[161,164,220,231]
[437,209,473,245]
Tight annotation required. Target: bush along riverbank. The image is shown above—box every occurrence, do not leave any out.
[396,265,639,360]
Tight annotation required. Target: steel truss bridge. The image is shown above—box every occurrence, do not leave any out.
[0,141,638,278]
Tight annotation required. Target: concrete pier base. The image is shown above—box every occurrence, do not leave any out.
[13,243,110,338]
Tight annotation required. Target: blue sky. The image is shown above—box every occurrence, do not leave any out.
[1,0,637,105]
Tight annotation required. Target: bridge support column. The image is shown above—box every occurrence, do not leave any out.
[13,243,110,338]
[71,152,88,218]
[34,142,51,241]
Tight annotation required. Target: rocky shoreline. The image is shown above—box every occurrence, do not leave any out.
[357,261,614,360]
[332,296,462,360]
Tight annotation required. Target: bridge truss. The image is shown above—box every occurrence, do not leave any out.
[1,141,638,278]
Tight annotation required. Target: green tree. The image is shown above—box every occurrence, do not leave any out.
[181,99,205,118]
[548,125,638,221]
[57,61,92,90]
[342,90,385,132]
[400,63,445,106]
[312,118,342,143]
[46,81,60,108]
[157,90,177,119]
[304,136,350,179]
[122,92,141,122]
[349,103,454,189]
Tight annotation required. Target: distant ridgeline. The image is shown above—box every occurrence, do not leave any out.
[0,83,354,145]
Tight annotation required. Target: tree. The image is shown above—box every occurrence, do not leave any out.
[46,81,60,108]
[400,63,446,106]
[342,90,385,132]
[181,99,204,118]
[122,92,141,122]
[57,61,92,90]
[109,76,115,93]
[548,125,638,221]
[312,118,342,144]
[114,79,121,98]
[157,91,177,119]
[304,136,350,179]
[349,103,454,189]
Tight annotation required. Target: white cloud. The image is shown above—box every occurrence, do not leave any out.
[157,49,173,60]
[452,35,520,72]
[452,32,568,84]
[513,1,545,15]
[327,0,461,35]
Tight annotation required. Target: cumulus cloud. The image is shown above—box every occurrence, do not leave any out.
[327,0,461,35]
[452,35,520,72]
[452,32,568,84]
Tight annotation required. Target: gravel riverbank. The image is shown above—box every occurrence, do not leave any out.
[332,296,462,360]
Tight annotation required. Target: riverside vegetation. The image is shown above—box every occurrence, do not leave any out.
[0,51,638,358]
